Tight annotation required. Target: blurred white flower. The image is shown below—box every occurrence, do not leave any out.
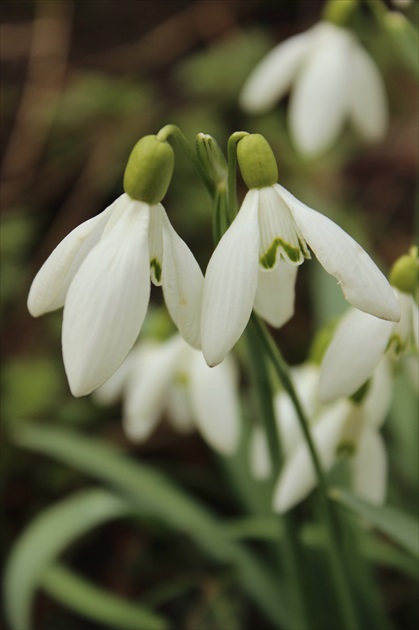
[201,182,400,366]
[239,21,388,156]
[28,194,203,396]
[250,363,320,480]
[392,0,412,8]
[269,360,392,513]
[94,334,241,456]
[320,288,418,401]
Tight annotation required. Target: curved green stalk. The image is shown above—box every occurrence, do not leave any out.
[245,325,310,630]
[227,131,249,222]
[249,314,361,630]
[157,124,207,189]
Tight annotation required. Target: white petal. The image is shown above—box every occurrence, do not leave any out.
[27,196,123,316]
[348,43,388,142]
[275,363,320,455]
[390,290,417,354]
[253,261,297,328]
[273,400,349,512]
[362,357,393,429]
[319,307,393,401]
[188,351,241,455]
[352,428,387,504]
[289,25,351,155]
[62,201,151,396]
[201,190,260,366]
[123,336,184,442]
[258,186,306,266]
[239,29,315,113]
[166,384,195,433]
[92,349,139,406]
[249,425,272,480]
[278,184,401,322]
[160,206,204,350]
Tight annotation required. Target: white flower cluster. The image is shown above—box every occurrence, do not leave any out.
[251,274,418,513]
[27,13,414,502]
[252,360,392,512]
[94,333,241,456]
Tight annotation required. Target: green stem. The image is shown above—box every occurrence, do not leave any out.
[227,131,248,223]
[364,0,387,24]
[245,325,310,630]
[250,314,361,630]
[245,328,281,474]
[322,0,359,25]
[157,124,206,188]
[213,183,229,244]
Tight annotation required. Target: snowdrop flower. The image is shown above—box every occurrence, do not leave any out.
[320,250,418,401]
[273,359,392,513]
[250,363,320,480]
[201,134,400,366]
[28,136,203,396]
[94,334,241,455]
[239,21,388,156]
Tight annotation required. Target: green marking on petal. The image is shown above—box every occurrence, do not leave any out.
[174,371,189,386]
[260,238,302,268]
[150,258,162,284]
[387,334,407,357]
[336,441,356,457]
[349,379,371,405]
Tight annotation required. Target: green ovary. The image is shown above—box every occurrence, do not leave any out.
[260,238,301,268]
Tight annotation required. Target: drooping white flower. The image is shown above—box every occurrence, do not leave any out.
[239,21,388,156]
[28,136,203,396]
[320,251,418,401]
[94,334,241,455]
[250,363,320,480]
[272,359,392,513]
[319,291,418,401]
[201,134,400,367]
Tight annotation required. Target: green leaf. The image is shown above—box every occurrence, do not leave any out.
[11,423,290,628]
[3,488,131,629]
[383,12,419,76]
[40,563,169,630]
[329,487,419,558]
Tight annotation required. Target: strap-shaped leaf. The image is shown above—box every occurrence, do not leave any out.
[3,488,166,629]
[11,423,289,628]
[40,562,169,630]
[329,487,419,558]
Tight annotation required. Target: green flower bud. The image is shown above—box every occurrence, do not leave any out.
[237,134,278,189]
[195,133,228,189]
[123,135,174,204]
[389,251,418,295]
[323,0,358,26]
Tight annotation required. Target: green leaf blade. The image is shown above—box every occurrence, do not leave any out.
[330,487,419,558]
[3,488,130,629]
[40,563,169,630]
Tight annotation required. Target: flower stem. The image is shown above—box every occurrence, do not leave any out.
[249,314,361,630]
[157,124,206,187]
[245,325,311,630]
[227,131,249,222]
